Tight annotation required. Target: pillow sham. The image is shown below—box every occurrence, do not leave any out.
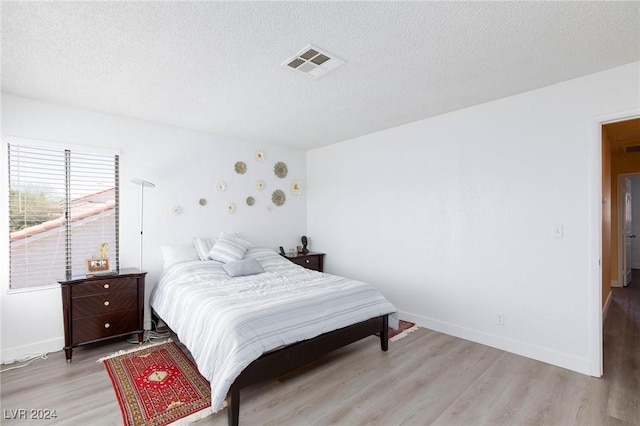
[207,232,251,263]
[222,258,264,277]
[193,236,215,261]
[161,244,200,269]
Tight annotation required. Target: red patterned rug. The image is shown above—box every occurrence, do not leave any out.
[376,320,419,342]
[100,340,212,426]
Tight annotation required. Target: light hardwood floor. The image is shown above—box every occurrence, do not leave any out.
[1,271,638,425]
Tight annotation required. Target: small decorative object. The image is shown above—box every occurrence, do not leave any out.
[171,205,183,215]
[271,189,286,206]
[265,204,274,213]
[87,242,110,274]
[256,180,266,191]
[255,150,265,162]
[234,161,247,174]
[87,258,110,274]
[291,180,302,195]
[198,198,207,206]
[301,235,309,254]
[100,243,109,259]
[297,246,303,254]
[225,202,236,214]
[274,161,288,178]
[216,181,226,192]
[279,246,286,256]
[246,196,255,206]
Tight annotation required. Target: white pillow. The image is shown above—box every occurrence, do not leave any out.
[193,237,215,261]
[222,258,264,277]
[161,244,199,269]
[207,232,251,263]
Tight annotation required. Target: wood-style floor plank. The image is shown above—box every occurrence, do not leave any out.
[1,270,638,425]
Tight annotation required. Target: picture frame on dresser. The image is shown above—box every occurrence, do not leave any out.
[59,268,146,363]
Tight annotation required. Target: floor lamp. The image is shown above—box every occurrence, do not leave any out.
[130,178,155,271]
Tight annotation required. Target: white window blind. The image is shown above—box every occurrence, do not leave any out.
[8,143,119,289]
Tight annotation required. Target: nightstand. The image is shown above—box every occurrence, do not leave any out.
[285,252,325,272]
[59,268,146,363]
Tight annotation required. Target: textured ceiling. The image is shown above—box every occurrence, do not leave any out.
[2,1,639,150]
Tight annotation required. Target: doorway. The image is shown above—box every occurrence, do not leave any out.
[618,174,639,287]
[601,117,640,376]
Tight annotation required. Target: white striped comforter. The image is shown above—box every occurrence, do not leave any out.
[150,247,398,411]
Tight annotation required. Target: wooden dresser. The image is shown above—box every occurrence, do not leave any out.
[59,268,146,362]
[285,252,325,272]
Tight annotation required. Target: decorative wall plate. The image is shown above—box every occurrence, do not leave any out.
[256,180,265,191]
[246,196,255,206]
[291,180,302,195]
[235,161,247,174]
[271,189,286,206]
[171,205,183,215]
[216,181,226,192]
[226,203,236,214]
[199,198,207,206]
[274,161,288,179]
[255,150,265,162]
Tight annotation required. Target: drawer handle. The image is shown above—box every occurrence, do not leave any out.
[104,323,110,329]
[104,300,110,306]
[305,259,310,263]
[103,283,110,289]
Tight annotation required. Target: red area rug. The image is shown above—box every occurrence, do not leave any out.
[100,339,211,426]
[377,320,419,342]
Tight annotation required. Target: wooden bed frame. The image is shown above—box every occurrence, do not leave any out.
[152,311,389,426]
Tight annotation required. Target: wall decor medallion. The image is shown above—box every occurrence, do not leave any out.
[291,180,302,195]
[274,161,288,179]
[216,181,226,192]
[226,202,236,214]
[199,198,207,206]
[171,205,183,215]
[246,196,255,206]
[271,189,286,206]
[256,180,266,191]
[234,161,247,174]
[255,150,266,162]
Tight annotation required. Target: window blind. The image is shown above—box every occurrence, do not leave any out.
[8,143,119,289]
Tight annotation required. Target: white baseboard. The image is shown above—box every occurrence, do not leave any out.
[1,337,64,365]
[398,310,591,376]
[611,279,622,288]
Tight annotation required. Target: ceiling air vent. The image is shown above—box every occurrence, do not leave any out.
[624,145,640,153]
[282,44,345,79]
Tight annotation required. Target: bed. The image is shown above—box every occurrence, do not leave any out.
[150,242,398,425]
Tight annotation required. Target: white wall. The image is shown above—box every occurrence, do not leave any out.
[307,62,640,375]
[632,175,640,269]
[1,94,307,362]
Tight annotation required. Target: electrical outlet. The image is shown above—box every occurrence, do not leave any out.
[552,224,563,239]
[496,313,505,326]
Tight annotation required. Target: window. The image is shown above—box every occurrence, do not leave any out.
[8,142,119,289]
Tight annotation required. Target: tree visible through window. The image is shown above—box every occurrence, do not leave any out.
[7,142,119,289]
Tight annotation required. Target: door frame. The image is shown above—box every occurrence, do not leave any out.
[618,174,637,287]
[591,109,640,377]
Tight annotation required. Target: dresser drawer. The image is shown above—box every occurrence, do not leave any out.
[72,310,138,343]
[291,256,320,271]
[71,290,138,319]
[71,277,138,296]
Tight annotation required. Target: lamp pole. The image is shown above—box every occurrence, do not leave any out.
[130,178,155,271]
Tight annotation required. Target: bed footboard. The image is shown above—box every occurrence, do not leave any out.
[228,314,389,426]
